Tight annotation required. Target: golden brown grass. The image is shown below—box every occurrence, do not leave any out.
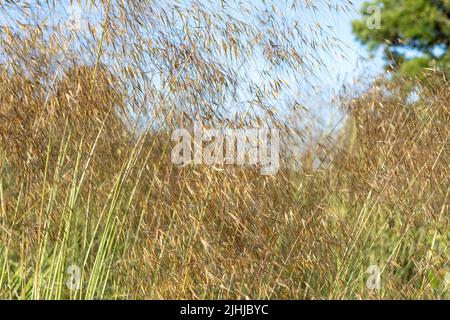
[0,1,448,299]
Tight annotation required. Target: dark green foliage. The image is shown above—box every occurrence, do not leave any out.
[353,0,450,77]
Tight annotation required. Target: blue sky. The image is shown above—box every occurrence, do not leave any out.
[0,0,384,83]
[318,0,383,84]
[0,0,385,131]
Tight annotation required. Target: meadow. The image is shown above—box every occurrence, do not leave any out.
[0,0,448,299]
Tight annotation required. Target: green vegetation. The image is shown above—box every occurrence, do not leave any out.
[353,0,450,77]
